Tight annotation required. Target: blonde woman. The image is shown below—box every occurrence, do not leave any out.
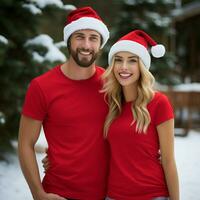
[102,30,179,200]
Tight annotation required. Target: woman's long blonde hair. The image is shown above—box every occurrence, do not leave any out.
[101,58,155,137]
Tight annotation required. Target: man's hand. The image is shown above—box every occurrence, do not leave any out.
[35,191,67,200]
[42,192,67,200]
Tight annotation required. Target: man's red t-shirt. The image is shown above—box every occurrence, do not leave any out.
[22,65,109,200]
[107,92,174,200]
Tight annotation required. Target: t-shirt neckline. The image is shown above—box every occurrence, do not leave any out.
[56,64,98,83]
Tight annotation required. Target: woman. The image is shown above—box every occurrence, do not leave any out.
[102,30,179,200]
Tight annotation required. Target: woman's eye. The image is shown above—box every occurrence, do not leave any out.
[129,59,137,63]
[115,59,122,62]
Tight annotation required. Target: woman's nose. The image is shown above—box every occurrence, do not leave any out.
[120,61,128,70]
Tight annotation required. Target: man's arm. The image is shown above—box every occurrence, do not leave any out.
[18,115,65,200]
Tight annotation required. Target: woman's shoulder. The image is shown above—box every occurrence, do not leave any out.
[149,91,174,125]
[149,91,171,107]
[153,91,169,101]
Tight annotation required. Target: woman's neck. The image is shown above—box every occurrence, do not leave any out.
[122,84,138,103]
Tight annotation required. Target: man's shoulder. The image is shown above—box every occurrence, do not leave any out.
[33,65,59,83]
[31,65,60,91]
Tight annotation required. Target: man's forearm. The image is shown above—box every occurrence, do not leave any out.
[18,143,45,199]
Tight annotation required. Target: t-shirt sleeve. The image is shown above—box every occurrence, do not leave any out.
[22,79,47,121]
[154,94,174,126]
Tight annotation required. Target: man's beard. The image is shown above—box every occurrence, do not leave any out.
[70,47,99,68]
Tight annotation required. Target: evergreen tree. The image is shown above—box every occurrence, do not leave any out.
[0,0,37,157]
[0,0,69,159]
[108,0,178,84]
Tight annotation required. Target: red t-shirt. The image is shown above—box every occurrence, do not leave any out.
[107,92,174,200]
[22,65,109,200]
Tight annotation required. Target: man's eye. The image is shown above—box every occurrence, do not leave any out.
[76,36,84,39]
[91,37,98,41]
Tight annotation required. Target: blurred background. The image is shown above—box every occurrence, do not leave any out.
[0,0,199,199]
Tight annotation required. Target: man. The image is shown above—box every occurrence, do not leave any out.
[18,7,110,200]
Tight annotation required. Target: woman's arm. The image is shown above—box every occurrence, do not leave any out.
[157,119,179,200]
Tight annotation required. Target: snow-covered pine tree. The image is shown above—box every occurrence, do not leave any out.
[0,0,72,159]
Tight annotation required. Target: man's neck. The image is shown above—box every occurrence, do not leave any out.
[61,58,96,80]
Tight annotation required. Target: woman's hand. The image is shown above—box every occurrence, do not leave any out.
[42,149,50,173]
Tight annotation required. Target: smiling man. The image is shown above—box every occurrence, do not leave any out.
[18,7,110,200]
[69,30,101,68]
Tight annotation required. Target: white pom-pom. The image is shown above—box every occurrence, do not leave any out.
[151,44,165,58]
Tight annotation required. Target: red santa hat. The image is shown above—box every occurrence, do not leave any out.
[108,30,165,69]
[63,6,109,49]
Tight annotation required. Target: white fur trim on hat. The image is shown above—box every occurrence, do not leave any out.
[108,40,151,69]
[63,17,109,49]
[151,44,165,58]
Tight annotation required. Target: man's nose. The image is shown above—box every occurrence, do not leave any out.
[82,38,91,49]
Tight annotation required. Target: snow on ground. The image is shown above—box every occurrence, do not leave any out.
[175,130,200,200]
[0,130,200,200]
[0,153,44,199]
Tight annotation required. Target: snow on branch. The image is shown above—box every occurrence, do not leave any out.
[27,0,76,10]
[25,34,66,63]
[22,3,42,14]
[0,35,8,45]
